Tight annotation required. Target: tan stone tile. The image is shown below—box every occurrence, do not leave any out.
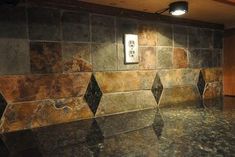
[139,47,156,70]
[203,82,223,99]
[138,22,157,46]
[201,68,223,83]
[173,48,188,68]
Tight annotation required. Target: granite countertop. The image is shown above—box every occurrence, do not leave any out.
[0,97,234,157]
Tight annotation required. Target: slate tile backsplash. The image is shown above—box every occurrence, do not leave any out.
[0,2,224,132]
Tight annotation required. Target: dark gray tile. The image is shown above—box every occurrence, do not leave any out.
[0,6,27,39]
[188,48,212,68]
[0,93,7,118]
[200,28,213,48]
[212,49,222,67]
[156,47,173,68]
[91,14,115,43]
[213,30,223,48]
[197,71,206,96]
[62,11,90,42]
[28,7,61,41]
[173,25,188,48]
[91,43,117,71]
[188,27,200,48]
[116,17,138,44]
[0,39,30,75]
[151,73,163,104]
[157,23,172,46]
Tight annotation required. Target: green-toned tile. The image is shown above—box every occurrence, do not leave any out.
[157,23,172,46]
[188,49,212,68]
[156,47,172,69]
[30,41,62,74]
[91,14,115,43]
[62,42,92,72]
[138,22,157,46]
[159,86,200,107]
[116,17,138,44]
[173,48,188,68]
[212,49,222,67]
[0,6,27,39]
[96,90,157,117]
[117,44,139,70]
[188,27,200,48]
[28,7,61,41]
[92,43,117,71]
[0,39,30,75]
[200,28,213,48]
[173,25,188,48]
[139,47,156,69]
[62,11,90,42]
[213,30,223,49]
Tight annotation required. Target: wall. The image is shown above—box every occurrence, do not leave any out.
[224,28,235,95]
[0,1,223,133]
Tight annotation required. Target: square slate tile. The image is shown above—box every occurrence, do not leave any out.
[28,7,61,41]
[117,44,139,70]
[116,17,138,44]
[157,23,173,46]
[0,6,27,39]
[173,25,188,48]
[188,48,212,68]
[0,39,30,75]
[92,43,117,71]
[139,47,156,69]
[30,42,62,74]
[62,42,92,72]
[173,48,188,68]
[62,11,90,42]
[213,30,223,48]
[188,27,201,48]
[138,22,157,46]
[156,47,173,69]
[200,28,213,48]
[91,14,115,43]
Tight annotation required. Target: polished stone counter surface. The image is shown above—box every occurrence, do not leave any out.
[0,97,234,157]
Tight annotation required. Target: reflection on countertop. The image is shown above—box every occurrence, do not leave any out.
[0,97,235,157]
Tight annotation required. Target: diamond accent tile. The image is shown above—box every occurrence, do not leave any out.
[151,74,163,104]
[197,71,206,96]
[84,75,102,115]
[0,93,7,118]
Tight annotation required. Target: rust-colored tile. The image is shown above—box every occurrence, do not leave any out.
[138,23,157,46]
[139,47,156,69]
[30,42,62,74]
[203,82,222,99]
[0,73,91,103]
[0,97,93,133]
[173,48,188,68]
[201,68,223,83]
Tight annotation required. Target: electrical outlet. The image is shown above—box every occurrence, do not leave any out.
[124,34,138,64]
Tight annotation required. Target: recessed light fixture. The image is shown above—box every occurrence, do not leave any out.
[169,1,188,16]
[155,1,188,16]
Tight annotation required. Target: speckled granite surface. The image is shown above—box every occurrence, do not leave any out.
[0,97,234,157]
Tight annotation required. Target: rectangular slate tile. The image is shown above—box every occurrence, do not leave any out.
[188,48,212,68]
[204,82,223,99]
[0,39,30,75]
[188,27,201,48]
[116,17,138,44]
[201,68,223,83]
[213,30,223,48]
[138,22,157,46]
[96,109,155,137]
[95,90,157,117]
[173,25,188,48]
[212,49,222,67]
[157,23,173,46]
[159,85,200,107]
[173,48,188,68]
[28,7,61,41]
[0,6,27,39]
[0,73,91,103]
[62,11,90,42]
[158,69,199,88]
[62,42,92,72]
[139,47,156,69]
[91,14,115,43]
[91,43,117,71]
[156,47,173,69]
[200,28,213,48]
[30,42,62,74]
[95,70,156,93]
[0,97,93,133]
[117,44,139,70]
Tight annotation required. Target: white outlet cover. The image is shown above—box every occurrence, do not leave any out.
[124,34,138,64]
